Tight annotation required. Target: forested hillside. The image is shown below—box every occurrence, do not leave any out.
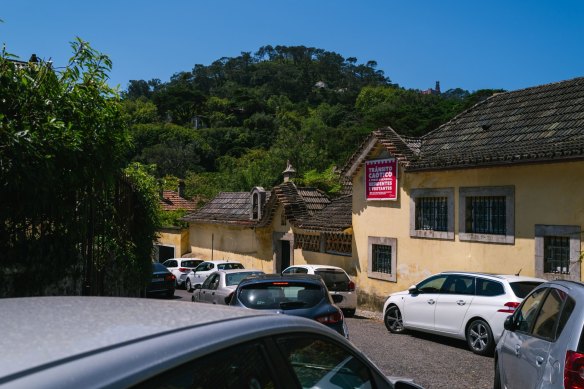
[122,45,502,201]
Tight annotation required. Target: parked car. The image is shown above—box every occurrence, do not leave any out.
[230,273,349,338]
[192,269,265,305]
[0,297,424,388]
[282,264,358,317]
[494,280,584,389]
[161,258,203,289]
[146,262,176,298]
[185,260,244,291]
[383,271,545,355]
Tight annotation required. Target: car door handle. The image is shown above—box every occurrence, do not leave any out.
[427,299,436,305]
[535,356,544,366]
[456,300,466,306]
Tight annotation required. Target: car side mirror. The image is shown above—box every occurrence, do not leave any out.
[503,315,516,331]
[408,285,419,294]
[332,294,343,304]
[194,284,202,290]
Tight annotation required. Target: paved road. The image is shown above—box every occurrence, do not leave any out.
[169,288,494,389]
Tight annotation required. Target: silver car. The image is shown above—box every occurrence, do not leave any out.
[494,280,584,388]
[192,269,264,305]
[0,296,423,388]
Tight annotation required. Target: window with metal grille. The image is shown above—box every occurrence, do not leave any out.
[415,197,448,231]
[544,236,570,275]
[372,244,391,274]
[465,196,506,235]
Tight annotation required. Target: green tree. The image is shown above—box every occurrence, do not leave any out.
[0,39,158,297]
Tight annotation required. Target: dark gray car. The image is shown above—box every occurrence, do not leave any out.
[0,297,424,388]
[494,280,584,388]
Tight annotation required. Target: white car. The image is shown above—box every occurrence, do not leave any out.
[383,271,545,355]
[192,269,264,305]
[161,258,203,288]
[282,264,358,317]
[186,260,244,291]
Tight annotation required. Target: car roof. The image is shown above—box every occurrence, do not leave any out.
[286,264,346,272]
[438,271,546,283]
[201,260,241,265]
[0,297,341,387]
[239,273,325,285]
[215,269,264,275]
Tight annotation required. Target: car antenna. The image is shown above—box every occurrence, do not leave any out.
[515,268,522,276]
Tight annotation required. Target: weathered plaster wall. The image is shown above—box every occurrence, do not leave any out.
[156,228,190,257]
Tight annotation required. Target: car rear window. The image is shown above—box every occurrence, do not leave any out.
[152,263,167,272]
[510,281,544,299]
[238,282,324,310]
[182,260,202,268]
[226,272,263,286]
[314,269,350,292]
[218,263,244,270]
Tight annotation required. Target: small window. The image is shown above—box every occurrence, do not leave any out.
[277,335,373,388]
[459,186,514,244]
[476,279,505,297]
[410,188,454,240]
[535,225,581,281]
[367,237,396,282]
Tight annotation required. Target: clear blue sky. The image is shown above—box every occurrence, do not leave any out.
[2,1,583,93]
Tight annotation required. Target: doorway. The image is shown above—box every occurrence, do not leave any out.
[280,240,290,272]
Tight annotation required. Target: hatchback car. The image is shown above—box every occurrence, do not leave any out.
[282,264,358,317]
[230,273,349,338]
[146,262,176,298]
[185,260,244,291]
[161,258,203,288]
[494,280,584,389]
[0,297,423,388]
[383,271,545,355]
[192,269,264,305]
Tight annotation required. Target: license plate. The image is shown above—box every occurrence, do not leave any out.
[152,277,164,282]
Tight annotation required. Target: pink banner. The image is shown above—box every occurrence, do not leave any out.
[366,158,397,200]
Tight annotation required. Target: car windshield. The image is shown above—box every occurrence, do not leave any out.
[226,272,263,286]
[314,269,350,292]
[510,281,545,298]
[238,282,323,310]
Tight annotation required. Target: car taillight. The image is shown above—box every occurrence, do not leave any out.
[348,281,355,292]
[178,267,189,273]
[498,302,520,313]
[565,350,584,389]
[316,311,343,324]
[165,274,176,282]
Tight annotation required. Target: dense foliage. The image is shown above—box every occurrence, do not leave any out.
[122,45,503,201]
[0,39,160,296]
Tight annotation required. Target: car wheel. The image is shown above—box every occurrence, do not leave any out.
[384,305,405,333]
[493,357,502,389]
[343,309,356,318]
[466,319,494,356]
[186,279,192,292]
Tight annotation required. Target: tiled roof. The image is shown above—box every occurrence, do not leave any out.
[160,190,198,211]
[295,195,352,232]
[183,183,330,228]
[343,77,584,176]
[410,77,584,170]
[182,192,259,226]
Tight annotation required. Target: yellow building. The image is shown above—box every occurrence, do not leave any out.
[184,77,584,311]
[345,77,584,308]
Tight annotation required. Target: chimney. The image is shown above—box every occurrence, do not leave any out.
[282,160,296,183]
[178,181,186,198]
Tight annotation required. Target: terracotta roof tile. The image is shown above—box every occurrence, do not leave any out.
[160,190,198,211]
